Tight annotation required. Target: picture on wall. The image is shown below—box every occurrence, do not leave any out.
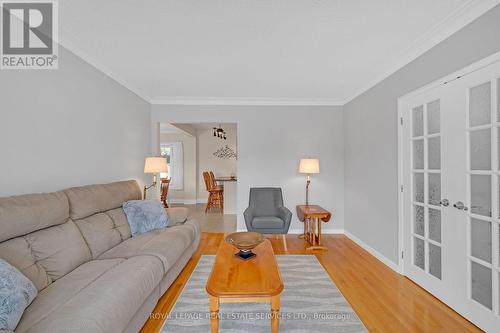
[213,145,237,159]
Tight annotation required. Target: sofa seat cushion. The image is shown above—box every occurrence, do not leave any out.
[98,219,200,274]
[251,216,285,229]
[16,256,163,333]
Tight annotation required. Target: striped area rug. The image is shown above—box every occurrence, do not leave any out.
[162,255,366,332]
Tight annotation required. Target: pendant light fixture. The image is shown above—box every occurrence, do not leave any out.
[213,124,227,140]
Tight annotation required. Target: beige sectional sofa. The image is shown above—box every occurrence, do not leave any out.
[0,180,201,333]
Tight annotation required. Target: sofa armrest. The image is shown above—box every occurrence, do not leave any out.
[165,207,189,224]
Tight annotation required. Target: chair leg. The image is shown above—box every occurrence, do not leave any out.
[205,193,211,213]
[282,234,288,252]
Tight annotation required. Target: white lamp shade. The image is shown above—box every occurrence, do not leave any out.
[299,159,320,174]
[144,157,168,174]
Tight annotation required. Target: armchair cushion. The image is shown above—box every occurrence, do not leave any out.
[251,216,285,229]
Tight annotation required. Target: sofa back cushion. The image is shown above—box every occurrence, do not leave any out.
[0,192,69,243]
[64,180,141,258]
[0,192,91,291]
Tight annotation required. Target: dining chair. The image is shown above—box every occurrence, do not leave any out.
[160,178,170,208]
[203,171,224,213]
[209,171,223,190]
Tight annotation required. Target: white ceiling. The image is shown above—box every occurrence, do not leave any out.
[60,0,499,104]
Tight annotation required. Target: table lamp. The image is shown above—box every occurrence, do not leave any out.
[143,157,168,199]
[299,159,320,205]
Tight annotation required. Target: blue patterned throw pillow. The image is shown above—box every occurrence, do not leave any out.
[123,200,172,237]
[0,259,37,331]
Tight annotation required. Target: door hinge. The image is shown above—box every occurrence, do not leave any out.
[401,251,404,259]
[400,117,403,125]
[400,184,404,192]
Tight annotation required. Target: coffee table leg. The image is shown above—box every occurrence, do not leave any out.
[271,295,280,333]
[209,296,219,333]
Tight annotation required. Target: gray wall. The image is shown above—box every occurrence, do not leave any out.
[151,105,344,233]
[344,5,500,263]
[0,46,151,196]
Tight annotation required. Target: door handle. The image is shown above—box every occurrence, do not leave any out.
[440,199,449,207]
[453,201,469,211]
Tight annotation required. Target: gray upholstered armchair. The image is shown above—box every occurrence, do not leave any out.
[244,188,292,250]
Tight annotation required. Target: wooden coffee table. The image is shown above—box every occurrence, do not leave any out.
[206,239,284,332]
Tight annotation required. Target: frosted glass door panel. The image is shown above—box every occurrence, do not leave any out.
[413,140,424,169]
[470,218,492,263]
[427,100,440,135]
[469,82,491,127]
[413,106,424,137]
[414,205,425,236]
[428,137,441,170]
[471,262,492,310]
[471,175,492,217]
[428,208,441,242]
[470,129,491,170]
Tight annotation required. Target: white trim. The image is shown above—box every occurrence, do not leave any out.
[397,99,405,274]
[150,96,344,106]
[344,0,500,104]
[57,32,151,103]
[196,199,208,204]
[344,230,401,273]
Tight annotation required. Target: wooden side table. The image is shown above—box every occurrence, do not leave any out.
[296,205,332,250]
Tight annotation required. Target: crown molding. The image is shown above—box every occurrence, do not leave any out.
[58,30,151,103]
[344,0,500,104]
[150,96,344,106]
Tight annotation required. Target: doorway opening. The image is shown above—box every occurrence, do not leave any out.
[158,122,238,233]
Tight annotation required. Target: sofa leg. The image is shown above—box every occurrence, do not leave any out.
[282,234,288,252]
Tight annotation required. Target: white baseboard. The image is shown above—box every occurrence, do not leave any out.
[196,199,207,204]
[344,230,401,273]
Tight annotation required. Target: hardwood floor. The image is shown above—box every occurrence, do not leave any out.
[140,233,482,333]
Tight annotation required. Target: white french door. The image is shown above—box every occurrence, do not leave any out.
[401,56,500,332]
